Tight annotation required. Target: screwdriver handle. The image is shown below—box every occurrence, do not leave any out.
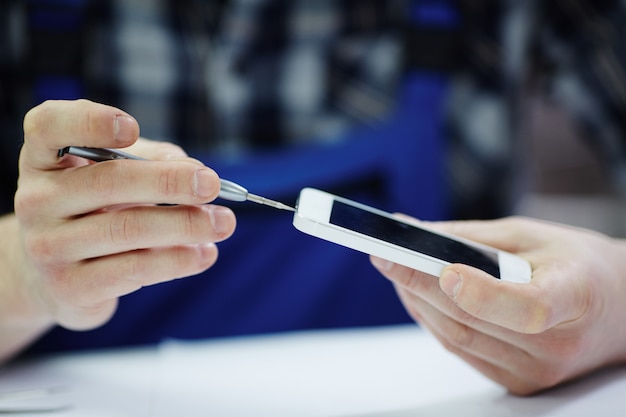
[59,146,250,202]
[217,179,249,202]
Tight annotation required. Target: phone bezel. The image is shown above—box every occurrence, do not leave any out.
[293,188,531,283]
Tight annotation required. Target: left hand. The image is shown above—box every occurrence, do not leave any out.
[15,99,236,332]
[371,216,626,395]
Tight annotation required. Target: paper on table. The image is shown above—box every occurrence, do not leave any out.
[0,347,158,417]
[0,386,71,413]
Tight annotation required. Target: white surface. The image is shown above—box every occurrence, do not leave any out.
[153,326,497,417]
[0,348,156,416]
[1,325,626,416]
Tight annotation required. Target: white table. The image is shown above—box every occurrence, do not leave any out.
[1,324,625,416]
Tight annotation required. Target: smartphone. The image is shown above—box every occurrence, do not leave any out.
[293,188,531,283]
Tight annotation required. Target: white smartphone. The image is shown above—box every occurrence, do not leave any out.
[293,188,531,283]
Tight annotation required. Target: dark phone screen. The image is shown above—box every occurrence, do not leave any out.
[329,201,501,278]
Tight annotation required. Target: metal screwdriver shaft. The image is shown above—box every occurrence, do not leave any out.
[218,179,295,211]
[246,193,296,211]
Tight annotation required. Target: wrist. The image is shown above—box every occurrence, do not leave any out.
[0,214,54,360]
[593,236,626,366]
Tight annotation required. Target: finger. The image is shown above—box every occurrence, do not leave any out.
[371,254,438,293]
[440,263,589,334]
[79,244,219,301]
[48,243,219,330]
[22,99,140,170]
[372,255,534,343]
[376,253,592,373]
[397,287,531,374]
[423,306,584,394]
[372,253,552,334]
[20,159,222,218]
[374,255,518,340]
[389,266,538,359]
[395,283,566,395]
[396,286,546,395]
[372,256,525,335]
[126,139,188,160]
[421,217,543,255]
[26,204,235,264]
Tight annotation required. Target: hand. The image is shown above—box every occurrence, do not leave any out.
[13,99,236,332]
[371,216,626,395]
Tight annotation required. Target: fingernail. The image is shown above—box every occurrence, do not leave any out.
[371,256,393,272]
[193,169,218,198]
[207,206,233,236]
[440,268,462,298]
[113,115,138,143]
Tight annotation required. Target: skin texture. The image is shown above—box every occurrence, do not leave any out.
[371,216,626,396]
[0,99,236,362]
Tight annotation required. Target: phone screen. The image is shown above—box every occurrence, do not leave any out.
[329,201,501,278]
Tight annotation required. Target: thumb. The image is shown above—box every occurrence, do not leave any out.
[21,99,139,170]
[439,264,576,334]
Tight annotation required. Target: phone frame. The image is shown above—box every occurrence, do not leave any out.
[293,188,531,283]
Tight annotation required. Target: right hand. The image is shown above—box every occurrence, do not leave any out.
[14,99,236,331]
[372,217,626,395]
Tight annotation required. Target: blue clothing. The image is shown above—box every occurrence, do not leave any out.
[4,0,523,354]
[26,68,450,352]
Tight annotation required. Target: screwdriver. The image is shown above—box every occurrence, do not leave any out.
[58,146,295,212]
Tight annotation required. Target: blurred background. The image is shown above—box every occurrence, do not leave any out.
[2,0,626,353]
[517,94,626,238]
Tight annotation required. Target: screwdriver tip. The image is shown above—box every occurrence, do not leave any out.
[247,193,296,212]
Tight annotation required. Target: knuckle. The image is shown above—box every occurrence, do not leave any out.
[108,210,143,245]
[158,205,208,243]
[15,181,59,223]
[13,188,30,216]
[401,268,433,293]
[23,100,53,139]
[174,247,194,272]
[444,322,476,350]
[42,267,76,306]
[559,337,587,361]
[90,163,118,201]
[82,101,98,138]
[541,333,587,364]
[120,249,179,287]
[516,337,586,392]
[155,142,186,158]
[520,298,554,334]
[157,166,185,197]
[118,251,149,285]
[79,99,113,141]
[23,230,61,267]
[182,206,200,237]
[14,188,39,222]
[22,233,48,264]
